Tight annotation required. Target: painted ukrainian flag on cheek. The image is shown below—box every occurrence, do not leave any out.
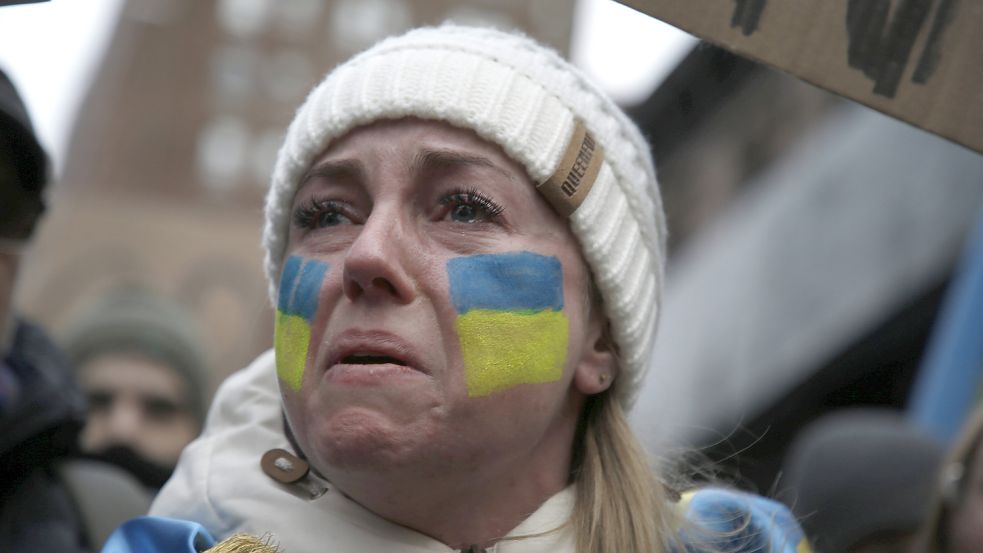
[448,251,569,397]
[275,255,329,391]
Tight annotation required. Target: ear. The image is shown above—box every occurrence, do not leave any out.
[573,317,617,396]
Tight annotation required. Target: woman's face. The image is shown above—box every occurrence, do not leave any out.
[277,118,612,485]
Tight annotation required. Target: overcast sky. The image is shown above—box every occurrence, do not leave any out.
[0,0,695,174]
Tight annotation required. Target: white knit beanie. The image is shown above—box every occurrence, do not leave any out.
[263,24,667,409]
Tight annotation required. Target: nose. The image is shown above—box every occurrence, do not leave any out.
[105,397,144,444]
[342,208,416,304]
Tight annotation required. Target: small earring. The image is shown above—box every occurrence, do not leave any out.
[599,373,608,384]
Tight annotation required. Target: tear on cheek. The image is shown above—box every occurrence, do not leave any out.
[446,251,569,397]
[275,256,330,391]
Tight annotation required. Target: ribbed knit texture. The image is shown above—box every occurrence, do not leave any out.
[263,25,667,408]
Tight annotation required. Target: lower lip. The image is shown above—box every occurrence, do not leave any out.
[324,363,427,386]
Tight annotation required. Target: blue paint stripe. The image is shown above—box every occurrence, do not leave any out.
[290,259,330,320]
[278,255,303,311]
[448,251,563,313]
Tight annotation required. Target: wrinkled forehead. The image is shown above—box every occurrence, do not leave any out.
[299,118,531,186]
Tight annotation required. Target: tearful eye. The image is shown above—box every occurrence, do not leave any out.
[317,209,348,228]
[451,203,479,223]
[294,198,353,230]
[440,188,504,224]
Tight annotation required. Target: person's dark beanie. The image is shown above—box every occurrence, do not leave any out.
[0,67,48,241]
[62,288,211,425]
[779,408,945,553]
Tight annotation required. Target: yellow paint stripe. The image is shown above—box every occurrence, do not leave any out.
[275,311,310,392]
[456,309,568,397]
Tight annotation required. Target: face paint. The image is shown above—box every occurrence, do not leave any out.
[276,255,329,391]
[447,251,569,397]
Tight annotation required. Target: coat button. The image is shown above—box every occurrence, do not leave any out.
[261,448,310,484]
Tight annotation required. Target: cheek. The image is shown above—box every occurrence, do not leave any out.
[446,251,569,397]
[144,416,199,458]
[275,255,330,391]
[279,387,306,448]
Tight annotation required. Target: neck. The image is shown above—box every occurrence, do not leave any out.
[329,398,582,549]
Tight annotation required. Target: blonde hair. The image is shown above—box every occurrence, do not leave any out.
[921,404,983,553]
[572,386,681,553]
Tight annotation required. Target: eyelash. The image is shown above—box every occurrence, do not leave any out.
[291,187,506,231]
[440,187,505,222]
[293,197,346,230]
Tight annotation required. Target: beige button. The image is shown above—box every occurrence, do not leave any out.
[261,448,310,484]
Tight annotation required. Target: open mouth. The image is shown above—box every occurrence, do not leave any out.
[327,330,427,377]
[341,354,407,366]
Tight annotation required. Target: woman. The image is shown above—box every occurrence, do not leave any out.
[107,25,806,553]
[922,404,983,553]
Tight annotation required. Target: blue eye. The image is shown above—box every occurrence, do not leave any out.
[451,203,479,223]
[316,209,347,228]
[441,189,504,224]
[293,198,352,229]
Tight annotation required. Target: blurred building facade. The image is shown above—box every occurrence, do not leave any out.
[628,44,983,491]
[18,0,576,391]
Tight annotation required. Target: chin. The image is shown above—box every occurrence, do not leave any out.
[303,405,428,474]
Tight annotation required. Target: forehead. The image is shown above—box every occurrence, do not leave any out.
[79,352,189,399]
[306,117,530,182]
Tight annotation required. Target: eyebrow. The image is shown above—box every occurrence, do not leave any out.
[299,158,366,189]
[297,148,516,190]
[412,148,516,182]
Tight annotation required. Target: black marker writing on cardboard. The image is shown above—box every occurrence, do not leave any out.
[846,0,959,98]
[731,0,767,36]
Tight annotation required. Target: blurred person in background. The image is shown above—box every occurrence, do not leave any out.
[0,67,149,553]
[63,287,210,490]
[921,403,983,553]
[102,25,809,553]
[779,408,944,553]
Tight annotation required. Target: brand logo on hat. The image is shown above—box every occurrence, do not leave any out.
[537,120,604,217]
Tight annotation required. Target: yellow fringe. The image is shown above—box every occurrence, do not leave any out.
[203,534,281,553]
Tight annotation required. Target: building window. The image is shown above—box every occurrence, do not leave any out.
[216,0,273,38]
[263,49,315,104]
[273,0,324,38]
[196,116,250,193]
[329,0,412,54]
[250,129,283,188]
[210,45,258,107]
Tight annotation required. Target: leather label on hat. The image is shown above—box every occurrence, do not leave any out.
[537,119,604,217]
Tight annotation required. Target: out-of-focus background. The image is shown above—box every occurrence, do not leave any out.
[3,0,983,498]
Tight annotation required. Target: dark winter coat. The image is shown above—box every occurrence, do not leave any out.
[0,319,91,552]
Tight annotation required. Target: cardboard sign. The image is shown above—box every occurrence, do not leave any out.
[618,0,983,154]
